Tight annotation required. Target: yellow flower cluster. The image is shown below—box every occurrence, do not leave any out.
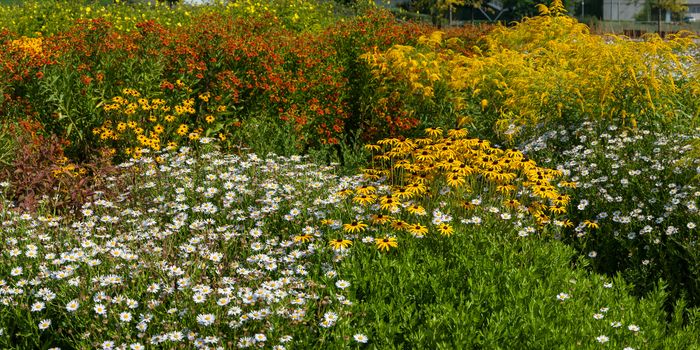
[362,31,468,103]
[9,36,43,59]
[362,0,700,141]
[361,128,573,225]
[94,88,226,159]
[326,127,581,254]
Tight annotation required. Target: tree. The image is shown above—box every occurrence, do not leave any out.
[634,0,687,33]
[157,0,180,8]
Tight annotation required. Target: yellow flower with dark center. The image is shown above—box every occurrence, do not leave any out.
[552,194,570,206]
[583,220,599,229]
[355,185,376,195]
[353,194,376,206]
[462,201,477,210]
[164,114,176,122]
[406,182,426,195]
[453,163,475,176]
[391,220,408,231]
[374,154,391,162]
[364,144,381,152]
[337,189,354,198]
[437,223,454,236]
[343,221,368,233]
[447,175,465,188]
[394,160,411,169]
[375,237,398,251]
[371,214,392,225]
[532,185,551,198]
[176,124,189,136]
[504,199,521,209]
[408,223,428,237]
[447,128,468,138]
[534,211,550,224]
[415,149,435,162]
[294,234,313,243]
[205,115,215,124]
[497,184,517,193]
[425,127,442,137]
[393,187,412,200]
[329,239,352,251]
[407,204,426,216]
[549,205,567,214]
[379,195,395,205]
[559,181,578,188]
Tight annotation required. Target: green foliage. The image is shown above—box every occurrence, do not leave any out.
[337,216,700,349]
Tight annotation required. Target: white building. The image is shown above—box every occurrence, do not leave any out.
[602,0,640,20]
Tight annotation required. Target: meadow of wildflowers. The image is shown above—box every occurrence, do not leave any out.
[1,0,700,348]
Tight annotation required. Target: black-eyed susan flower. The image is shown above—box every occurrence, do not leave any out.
[497,184,517,193]
[390,219,408,231]
[371,214,392,225]
[425,127,442,137]
[294,234,313,243]
[583,220,599,229]
[437,223,454,236]
[176,124,189,136]
[337,188,354,198]
[375,237,398,251]
[379,195,400,211]
[415,149,435,162]
[407,204,426,216]
[504,199,521,209]
[329,238,352,251]
[353,194,377,206]
[408,223,428,236]
[364,144,381,152]
[559,181,578,188]
[355,185,376,195]
[552,194,570,206]
[447,175,465,188]
[343,221,368,233]
[549,205,567,214]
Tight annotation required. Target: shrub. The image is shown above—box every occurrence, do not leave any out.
[0,119,118,213]
[94,87,227,159]
[362,0,700,144]
[521,122,700,307]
